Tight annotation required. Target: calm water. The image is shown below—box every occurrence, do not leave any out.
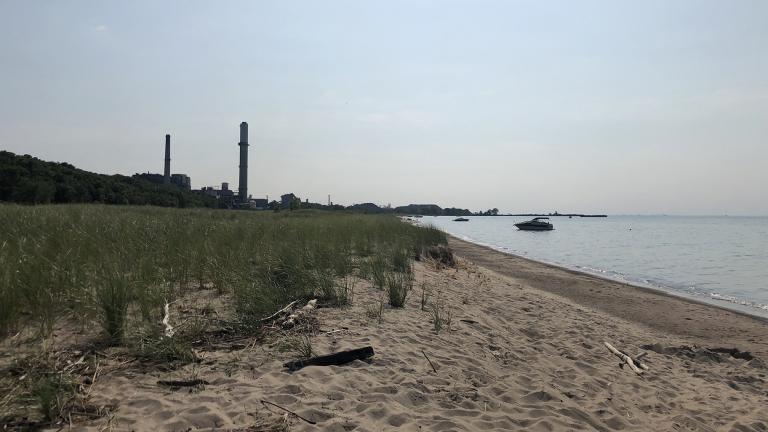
[421,215,768,318]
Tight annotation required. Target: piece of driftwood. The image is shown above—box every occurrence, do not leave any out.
[283,346,374,371]
[421,349,437,373]
[634,352,650,370]
[260,400,317,425]
[259,300,301,324]
[157,378,209,387]
[162,302,175,337]
[282,299,318,328]
[604,342,645,374]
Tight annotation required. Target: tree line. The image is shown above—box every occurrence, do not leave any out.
[0,151,216,208]
[1,151,498,214]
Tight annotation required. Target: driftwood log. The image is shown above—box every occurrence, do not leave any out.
[259,300,301,324]
[284,346,375,371]
[282,299,317,328]
[256,299,319,328]
[157,378,209,387]
[162,302,175,337]
[634,352,650,368]
[604,341,647,374]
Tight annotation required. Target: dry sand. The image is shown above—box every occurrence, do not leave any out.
[24,240,768,431]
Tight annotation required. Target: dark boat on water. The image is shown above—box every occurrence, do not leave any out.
[515,217,553,231]
[453,217,469,222]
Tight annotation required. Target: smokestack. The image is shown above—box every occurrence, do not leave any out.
[164,134,171,184]
[238,122,248,203]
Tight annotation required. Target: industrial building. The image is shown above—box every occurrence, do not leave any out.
[133,134,192,190]
[164,134,171,184]
[238,122,249,204]
[281,193,298,208]
[194,122,266,209]
[170,174,191,190]
[200,182,235,207]
[135,122,273,209]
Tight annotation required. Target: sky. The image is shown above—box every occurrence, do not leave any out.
[1,1,767,215]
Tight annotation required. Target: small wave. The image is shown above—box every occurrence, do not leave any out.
[709,292,766,310]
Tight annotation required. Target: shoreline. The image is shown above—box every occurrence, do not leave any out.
[7,236,768,430]
[414,214,768,320]
[448,235,768,358]
[74,243,768,430]
[449,233,768,321]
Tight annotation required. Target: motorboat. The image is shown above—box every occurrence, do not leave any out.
[453,217,469,222]
[515,217,553,231]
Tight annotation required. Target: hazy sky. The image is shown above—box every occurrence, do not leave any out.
[1,1,766,215]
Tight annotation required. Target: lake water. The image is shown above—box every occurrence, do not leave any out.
[421,215,768,318]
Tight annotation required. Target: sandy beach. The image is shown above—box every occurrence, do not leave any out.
[448,237,768,359]
[10,238,765,431]
[5,1,767,429]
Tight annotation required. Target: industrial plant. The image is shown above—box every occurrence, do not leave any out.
[134,134,191,190]
[134,122,271,209]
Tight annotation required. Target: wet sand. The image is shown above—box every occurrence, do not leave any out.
[448,236,768,359]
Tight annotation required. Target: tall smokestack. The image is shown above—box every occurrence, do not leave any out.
[238,122,248,203]
[164,134,171,184]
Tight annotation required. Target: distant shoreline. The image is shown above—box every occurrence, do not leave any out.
[503,213,607,218]
[409,213,609,218]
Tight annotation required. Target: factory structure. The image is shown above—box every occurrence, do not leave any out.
[164,134,171,184]
[198,122,270,209]
[238,122,249,203]
[134,134,191,190]
[135,121,274,209]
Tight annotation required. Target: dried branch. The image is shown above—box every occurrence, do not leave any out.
[260,400,317,425]
[421,349,438,373]
[259,300,301,323]
[604,341,646,374]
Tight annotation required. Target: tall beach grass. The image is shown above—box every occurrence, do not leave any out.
[0,204,446,342]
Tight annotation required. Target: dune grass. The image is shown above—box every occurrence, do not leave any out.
[0,204,448,425]
[0,204,446,342]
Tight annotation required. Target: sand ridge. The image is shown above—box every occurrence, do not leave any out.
[56,253,768,431]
